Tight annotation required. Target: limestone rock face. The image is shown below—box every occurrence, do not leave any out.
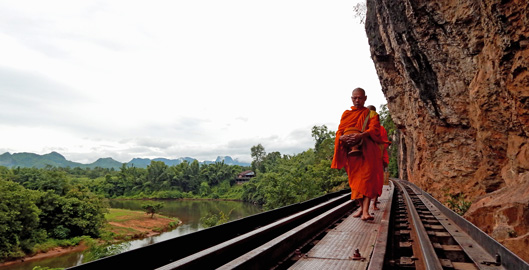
[366,0,529,261]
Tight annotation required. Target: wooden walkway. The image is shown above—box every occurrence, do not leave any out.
[289,183,394,270]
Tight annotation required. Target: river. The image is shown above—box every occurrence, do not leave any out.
[0,199,263,270]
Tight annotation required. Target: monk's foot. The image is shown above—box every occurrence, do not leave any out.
[361,215,375,221]
[373,206,380,211]
[352,211,362,218]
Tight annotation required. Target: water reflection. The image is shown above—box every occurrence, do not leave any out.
[0,199,262,270]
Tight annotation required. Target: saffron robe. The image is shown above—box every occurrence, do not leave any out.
[331,106,384,200]
[380,125,389,165]
[379,125,390,186]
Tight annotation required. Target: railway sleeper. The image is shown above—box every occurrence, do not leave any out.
[440,259,479,270]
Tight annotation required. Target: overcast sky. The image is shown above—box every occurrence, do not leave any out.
[0,0,385,164]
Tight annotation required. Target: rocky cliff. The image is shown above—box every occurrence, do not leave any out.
[365,0,529,261]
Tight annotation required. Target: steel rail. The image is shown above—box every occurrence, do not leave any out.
[366,181,394,270]
[155,193,351,270]
[403,180,529,270]
[394,180,444,270]
[215,200,355,269]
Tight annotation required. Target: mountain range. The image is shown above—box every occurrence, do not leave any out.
[0,152,250,169]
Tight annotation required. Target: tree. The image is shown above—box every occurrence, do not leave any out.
[8,167,69,195]
[0,179,42,259]
[311,125,335,160]
[146,161,170,190]
[168,161,199,193]
[200,161,236,187]
[379,104,398,177]
[199,181,211,197]
[200,209,232,228]
[311,125,333,151]
[353,2,367,24]
[142,202,164,218]
[242,145,347,210]
[261,151,281,173]
[251,144,266,172]
[37,185,108,238]
[379,104,396,136]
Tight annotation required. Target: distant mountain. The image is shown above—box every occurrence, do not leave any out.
[0,152,250,169]
[0,152,83,168]
[127,158,152,168]
[128,157,201,168]
[129,156,249,168]
[88,157,124,169]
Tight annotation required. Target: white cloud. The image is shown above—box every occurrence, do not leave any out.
[0,0,385,164]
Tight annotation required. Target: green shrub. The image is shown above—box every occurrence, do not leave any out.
[446,193,471,215]
[52,226,71,239]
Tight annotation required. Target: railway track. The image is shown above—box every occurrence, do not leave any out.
[69,180,529,270]
[387,179,529,270]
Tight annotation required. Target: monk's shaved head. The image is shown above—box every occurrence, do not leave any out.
[351,87,367,108]
[352,87,366,96]
[367,105,376,111]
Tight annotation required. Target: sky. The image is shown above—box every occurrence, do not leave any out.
[0,0,386,164]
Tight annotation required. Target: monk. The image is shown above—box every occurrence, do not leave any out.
[367,105,390,211]
[331,88,384,221]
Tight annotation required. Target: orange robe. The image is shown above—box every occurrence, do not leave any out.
[380,125,389,166]
[331,106,384,200]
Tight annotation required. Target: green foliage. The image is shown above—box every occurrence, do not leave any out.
[213,182,244,200]
[32,266,64,270]
[199,181,211,197]
[141,202,165,218]
[37,186,108,238]
[379,104,399,178]
[76,160,243,199]
[148,190,186,199]
[250,144,266,172]
[0,179,41,260]
[145,161,170,190]
[260,151,282,173]
[82,240,130,263]
[445,193,472,215]
[0,160,248,260]
[6,167,70,195]
[0,167,109,260]
[33,236,91,254]
[242,143,348,210]
[138,161,238,199]
[311,125,334,154]
[200,209,233,228]
[51,226,71,239]
[379,104,396,136]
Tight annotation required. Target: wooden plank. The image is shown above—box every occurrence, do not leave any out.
[452,262,479,270]
[289,185,393,270]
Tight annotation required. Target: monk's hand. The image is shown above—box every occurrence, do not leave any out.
[350,132,365,142]
[353,133,366,141]
[340,134,355,145]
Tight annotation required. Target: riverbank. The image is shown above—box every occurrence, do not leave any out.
[0,244,88,268]
[106,208,181,240]
[0,209,180,268]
